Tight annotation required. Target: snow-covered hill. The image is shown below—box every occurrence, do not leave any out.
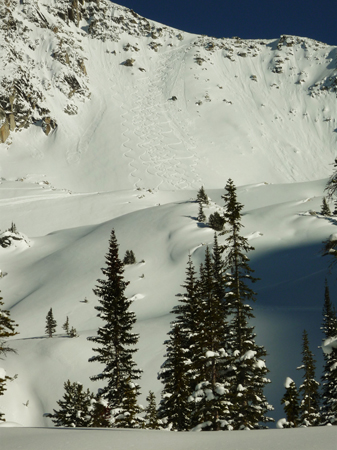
[0,0,337,447]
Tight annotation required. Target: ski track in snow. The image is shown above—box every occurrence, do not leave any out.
[121,45,202,190]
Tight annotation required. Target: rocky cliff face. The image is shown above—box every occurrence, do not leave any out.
[0,0,184,143]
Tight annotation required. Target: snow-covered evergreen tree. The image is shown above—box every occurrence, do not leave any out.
[90,393,110,427]
[45,308,57,338]
[197,202,206,223]
[197,186,209,205]
[321,197,331,216]
[158,323,193,430]
[113,379,144,428]
[220,179,273,429]
[88,229,142,427]
[0,291,18,421]
[144,391,160,429]
[320,281,337,425]
[0,292,19,357]
[297,330,320,426]
[281,377,300,427]
[325,157,337,202]
[189,246,232,431]
[46,380,94,427]
[158,255,200,430]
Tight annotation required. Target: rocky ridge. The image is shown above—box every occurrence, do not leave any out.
[0,0,336,146]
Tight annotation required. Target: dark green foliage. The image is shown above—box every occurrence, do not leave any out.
[297,330,320,426]
[69,326,78,338]
[320,281,337,425]
[62,316,70,335]
[0,292,18,421]
[325,157,337,201]
[322,235,337,270]
[88,229,142,425]
[189,246,232,431]
[123,250,136,265]
[197,202,206,223]
[160,181,272,431]
[113,379,144,428]
[45,308,57,338]
[208,211,225,231]
[90,394,111,427]
[46,380,94,427]
[62,317,77,337]
[8,222,17,234]
[0,292,19,356]
[281,378,300,427]
[220,179,273,430]
[144,391,160,429]
[0,371,14,422]
[197,186,209,205]
[321,197,331,216]
[158,324,193,430]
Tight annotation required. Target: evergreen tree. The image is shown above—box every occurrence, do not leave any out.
[113,379,144,428]
[123,250,136,265]
[0,292,19,357]
[281,377,300,427]
[45,308,57,338]
[325,157,337,201]
[189,246,232,431]
[320,281,337,425]
[197,186,209,205]
[46,380,94,427]
[297,330,320,426]
[220,179,273,429]
[62,316,70,335]
[144,391,160,429]
[158,255,201,430]
[321,197,331,216]
[0,292,19,421]
[197,202,206,223]
[90,394,111,427]
[9,222,17,234]
[88,229,142,426]
[69,326,78,338]
[158,323,193,430]
[208,211,225,231]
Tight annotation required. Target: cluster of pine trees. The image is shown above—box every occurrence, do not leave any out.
[280,281,337,427]
[1,178,337,428]
[158,179,273,430]
[45,308,78,338]
[46,179,274,430]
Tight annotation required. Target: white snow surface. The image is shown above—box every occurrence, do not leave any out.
[322,336,337,355]
[0,0,337,447]
[284,377,294,388]
[1,426,336,450]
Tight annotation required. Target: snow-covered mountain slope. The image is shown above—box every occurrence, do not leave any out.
[0,0,337,442]
[0,0,336,191]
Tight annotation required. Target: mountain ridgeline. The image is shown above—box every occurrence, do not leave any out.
[0,0,336,192]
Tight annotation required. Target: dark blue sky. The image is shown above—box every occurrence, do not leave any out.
[119,0,336,46]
